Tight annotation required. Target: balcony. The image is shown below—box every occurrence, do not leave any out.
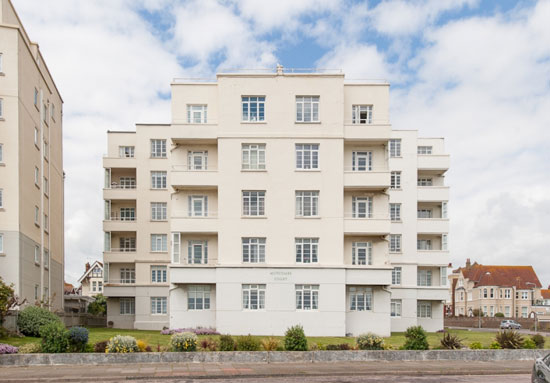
[418,155,450,172]
[171,167,218,189]
[344,124,391,141]
[103,248,137,263]
[171,213,219,233]
[344,170,390,190]
[171,124,218,142]
[417,250,450,266]
[344,215,391,236]
[103,156,137,169]
[345,268,392,285]
[103,217,137,232]
[416,286,449,300]
[417,218,449,234]
[170,266,217,284]
[417,186,449,202]
[103,184,137,200]
[103,284,136,297]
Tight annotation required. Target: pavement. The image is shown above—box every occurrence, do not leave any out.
[0,360,537,382]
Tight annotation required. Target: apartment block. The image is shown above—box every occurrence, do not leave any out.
[103,67,449,334]
[0,0,64,311]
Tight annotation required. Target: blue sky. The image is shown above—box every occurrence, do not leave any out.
[12,0,550,285]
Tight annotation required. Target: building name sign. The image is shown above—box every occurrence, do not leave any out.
[270,271,292,281]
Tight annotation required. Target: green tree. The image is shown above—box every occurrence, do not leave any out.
[0,277,16,325]
[87,294,107,316]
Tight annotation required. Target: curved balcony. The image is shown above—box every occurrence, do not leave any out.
[170,167,218,190]
[344,214,391,236]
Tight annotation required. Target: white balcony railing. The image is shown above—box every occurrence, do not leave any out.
[106,216,136,222]
[108,183,137,190]
[105,279,136,284]
[171,211,218,219]
[106,248,136,253]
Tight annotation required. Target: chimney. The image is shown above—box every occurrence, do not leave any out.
[85,262,91,272]
[466,258,471,268]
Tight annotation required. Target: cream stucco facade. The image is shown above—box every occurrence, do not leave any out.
[0,0,64,311]
[103,68,449,334]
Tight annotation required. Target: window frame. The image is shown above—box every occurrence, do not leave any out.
[150,139,167,158]
[352,241,372,265]
[151,234,168,252]
[119,146,135,158]
[242,237,266,263]
[390,171,401,189]
[151,265,167,283]
[241,144,266,170]
[151,297,167,315]
[242,190,266,217]
[187,105,207,124]
[417,178,433,187]
[392,267,402,285]
[120,298,135,315]
[120,268,135,284]
[242,284,266,310]
[389,139,401,157]
[391,299,402,317]
[390,203,401,221]
[295,96,320,123]
[352,196,372,218]
[241,96,266,122]
[417,269,433,287]
[0,233,3,253]
[417,301,432,318]
[187,240,208,264]
[295,144,319,170]
[295,284,319,310]
[295,238,319,264]
[151,171,167,189]
[417,146,433,155]
[151,202,167,221]
[349,286,373,311]
[187,150,208,170]
[295,191,319,217]
[389,234,401,253]
[351,104,373,124]
[188,285,211,310]
[351,151,372,172]
[188,195,208,217]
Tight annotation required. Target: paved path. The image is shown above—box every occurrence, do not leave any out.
[0,360,535,382]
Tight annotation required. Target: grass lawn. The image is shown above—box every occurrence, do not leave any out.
[3,328,550,350]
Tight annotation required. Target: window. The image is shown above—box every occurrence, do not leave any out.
[151,234,167,252]
[0,189,3,209]
[242,238,266,263]
[417,269,432,286]
[390,203,401,221]
[0,233,3,253]
[505,289,511,299]
[43,141,48,160]
[417,146,432,155]
[522,306,528,318]
[392,267,402,285]
[119,177,136,189]
[92,281,97,292]
[151,297,167,315]
[389,139,401,157]
[295,238,318,263]
[187,105,207,123]
[391,299,402,317]
[98,281,103,292]
[120,268,135,283]
[120,298,135,315]
[242,191,265,216]
[172,233,180,264]
[505,306,511,317]
[349,287,372,311]
[242,96,265,122]
[352,151,372,171]
[119,237,136,252]
[417,239,432,250]
[295,191,319,217]
[442,202,448,218]
[352,105,372,124]
[34,206,40,226]
[188,285,211,310]
[34,245,40,264]
[296,96,319,122]
[151,202,167,221]
[34,167,40,186]
[440,266,447,286]
[418,178,433,186]
[483,288,488,298]
[34,285,39,300]
[43,103,48,123]
[43,214,48,231]
[188,240,208,264]
[151,266,167,283]
[522,291,529,300]
[242,144,266,170]
[34,127,39,146]
[51,104,55,121]
[91,267,102,278]
[295,144,319,170]
[390,171,401,189]
[34,88,38,107]
[119,146,135,158]
[352,242,371,265]
[151,140,166,158]
[296,285,319,310]
[43,177,49,196]
[0,144,3,163]
[242,284,265,310]
[187,151,208,170]
[490,288,494,298]
[119,207,135,221]
[417,209,433,219]
[389,234,401,253]
[188,195,208,217]
[352,196,372,218]
[442,234,448,251]
[417,301,432,318]
[151,171,167,189]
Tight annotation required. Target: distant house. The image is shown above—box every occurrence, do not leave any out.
[78,261,104,297]
[63,282,93,314]
[449,259,543,318]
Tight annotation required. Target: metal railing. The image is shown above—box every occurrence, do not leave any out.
[171,165,218,172]
[343,166,390,172]
[106,215,136,222]
[344,213,390,220]
[172,211,218,219]
[105,279,136,285]
[108,183,137,190]
[105,248,136,253]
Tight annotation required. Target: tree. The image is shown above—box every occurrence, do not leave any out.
[87,294,107,316]
[0,277,16,325]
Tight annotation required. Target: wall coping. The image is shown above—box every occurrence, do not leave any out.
[1,349,548,367]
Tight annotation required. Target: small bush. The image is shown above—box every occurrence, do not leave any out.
[403,326,429,350]
[325,343,352,351]
[489,341,501,349]
[17,343,42,353]
[68,327,89,352]
[532,334,545,349]
[171,332,197,352]
[469,342,483,349]
[0,327,8,339]
[356,333,385,350]
[284,325,308,351]
[440,332,463,350]
[17,306,62,337]
[523,338,536,349]
[106,335,139,353]
[40,322,69,353]
[261,337,280,351]
[494,312,505,318]
[0,343,18,354]
[236,335,261,351]
[199,338,218,351]
[137,340,148,352]
[495,330,524,349]
[94,340,109,353]
[219,334,236,351]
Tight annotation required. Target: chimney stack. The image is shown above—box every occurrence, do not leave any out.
[466,258,471,268]
[85,262,91,272]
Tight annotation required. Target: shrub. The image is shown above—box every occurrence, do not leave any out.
[325,343,352,350]
[0,327,8,339]
[236,335,261,351]
[199,338,218,351]
[0,277,16,327]
[68,327,89,352]
[87,294,107,316]
[469,342,483,349]
[440,332,463,350]
[17,306,62,337]
[532,334,545,349]
[494,312,505,318]
[17,343,42,354]
[94,340,109,353]
[284,325,308,351]
[489,341,501,349]
[471,309,484,317]
[523,338,536,349]
[403,326,429,350]
[356,333,385,350]
[40,322,69,353]
[0,343,18,354]
[219,334,236,351]
[137,340,148,352]
[161,327,220,336]
[170,332,197,352]
[106,335,139,353]
[495,330,524,349]
[261,337,280,351]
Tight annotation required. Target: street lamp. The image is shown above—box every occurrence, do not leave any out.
[526,282,538,332]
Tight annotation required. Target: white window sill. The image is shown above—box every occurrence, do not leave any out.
[150,188,168,191]
[34,223,40,228]
[151,251,169,254]
[391,220,402,223]
[390,251,402,255]
[35,143,40,150]
[295,169,321,172]
[149,157,168,159]
[34,262,40,267]
[151,220,168,222]
[241,216,267,219]
[295,216,321,219]
[295,121,321,124]
[151,313,168,316]
[296,309,319,312]
[35,183,40,189]
[0,72,5,76]
[390,188,402,191]
[241,169,267,172]
[0,163,5,167]
[0,253,6,257]
[241,121,267,124]
[390,156,402,159]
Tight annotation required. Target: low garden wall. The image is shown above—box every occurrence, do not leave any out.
[2,310,106,333]
[445,317,550,330]
[0,349,548,367]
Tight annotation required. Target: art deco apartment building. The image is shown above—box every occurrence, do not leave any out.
[0,0,64,311]
[103,67,450,334]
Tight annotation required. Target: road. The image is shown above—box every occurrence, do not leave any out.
[448,326,546,335]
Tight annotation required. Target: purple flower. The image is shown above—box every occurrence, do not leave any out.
[0,344,18,354]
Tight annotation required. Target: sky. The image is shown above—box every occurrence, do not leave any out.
[12,0,550,285]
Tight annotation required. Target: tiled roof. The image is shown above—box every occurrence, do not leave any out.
[459,264,542,289]
[541,289,550,299]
